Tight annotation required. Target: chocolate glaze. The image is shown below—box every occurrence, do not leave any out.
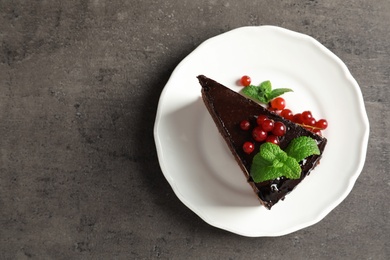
[198,75,327,209]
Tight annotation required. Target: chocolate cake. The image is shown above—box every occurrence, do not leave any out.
[197,75,327,209]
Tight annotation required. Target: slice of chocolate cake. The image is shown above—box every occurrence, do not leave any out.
[197,75,327,209]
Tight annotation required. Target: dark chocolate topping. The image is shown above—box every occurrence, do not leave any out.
[198,75,327,209]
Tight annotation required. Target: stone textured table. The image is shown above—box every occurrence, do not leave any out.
[0,1,388,259]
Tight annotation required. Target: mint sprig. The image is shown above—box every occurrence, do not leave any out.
[241,80,292,104]
[251,142,301,183]
[250,136,320,183]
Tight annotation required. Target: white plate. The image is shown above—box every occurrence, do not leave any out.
[154,26,369,237]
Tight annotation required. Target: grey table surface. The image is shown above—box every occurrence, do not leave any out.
[0,1,389,259]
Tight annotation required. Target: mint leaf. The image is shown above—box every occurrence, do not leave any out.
[285,136,320,162]
[250,142,301,183]
[251,153,273,182]
[268,88,293,101]
[260,80,272,93]
[281,156,302,179]
[258,141,281,161]
[258,80,272,103]
[241,80,293,104]
[242,85,268,103]
[241,85,263,101]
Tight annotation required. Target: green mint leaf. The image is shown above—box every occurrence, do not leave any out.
[285,136,320,162]
[242,85,261,100]
[259,80,272,103]
[281,156,302,179]
[242,84,269,103]
[260,80,272,93]
[251,153,273,182]
[258,141,281,161]
[268,88,293,101]
[241,80,293,104]
[250,142,301,183]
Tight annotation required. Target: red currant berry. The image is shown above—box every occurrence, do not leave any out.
[261,119,274,132]
[252,126,268,142]
[243,141,255,154]
[280,109,294,121]
[316,119,328,130]
[302,111,313,121]
[240,75,251,87]
[270,97,286,111]
[293,113,303,124]
[304,117,316,127]
[256,115,268,126]
[272,121,286,136]
[240,120,251,131]
[266,135,280,145]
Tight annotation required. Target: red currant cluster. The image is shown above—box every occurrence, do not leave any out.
[239,75,328,136]
[269,97,328,136]
[241,116,287,154]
